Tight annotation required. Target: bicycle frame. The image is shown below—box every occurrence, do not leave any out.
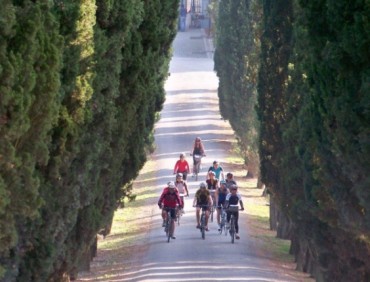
[164,207,177,242]
[196,204,209,240]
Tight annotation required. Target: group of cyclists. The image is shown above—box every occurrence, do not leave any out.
[157,137,244,240]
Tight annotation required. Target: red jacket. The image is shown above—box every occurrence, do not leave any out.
[158,188,183,208]
[173,160,190,173]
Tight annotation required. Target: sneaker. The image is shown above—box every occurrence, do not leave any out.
[171,236,176,239]
[235,233,240,239]
[218,224,221,232]
[205,227,209,231]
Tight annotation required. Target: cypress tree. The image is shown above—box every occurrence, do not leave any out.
[214,0,262,172]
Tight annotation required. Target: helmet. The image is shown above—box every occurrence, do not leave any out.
[208,170,216,176]
[176,173,183,178]
[199,182,206,188]
[230,184,238,190]
[220,180,226,185]
[168,181,176,188]
[195,137,201,141]
[180,153,185,158]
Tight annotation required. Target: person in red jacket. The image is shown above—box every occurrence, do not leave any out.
[158,181,183,239]
[173,153,191,181]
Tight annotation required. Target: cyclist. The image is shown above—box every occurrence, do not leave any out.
[225,184,244,239]
[173,153,190,181]
[216,180,229,231]
[193,182,213,231]
[190,137,206,175]
[158,181,183,239]
[225,172,237,189]
[207,160,224,181]
[174,173,189,213]
[206,170,218,211]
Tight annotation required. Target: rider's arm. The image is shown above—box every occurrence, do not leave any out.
[239,199,245,210]
[184,182,189,196]
[186,161,191,173]
[237,193,244,210]
[224,193,231,208]
[192,197,197,207]
[158,193,164,207]
[173,161,179,174]
[200,143,205,155]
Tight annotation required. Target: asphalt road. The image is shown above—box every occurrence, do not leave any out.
[119,29,306,282]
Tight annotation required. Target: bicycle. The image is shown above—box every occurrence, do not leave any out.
[219,206,227,236]
[163,207,177,242]
[227,204,240,244]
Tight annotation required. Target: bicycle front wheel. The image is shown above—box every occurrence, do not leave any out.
[230,217,235,244]
[200,213,205,239]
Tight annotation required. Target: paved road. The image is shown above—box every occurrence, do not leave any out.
[119,29,306,282]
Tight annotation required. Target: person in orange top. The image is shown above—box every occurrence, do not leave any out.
[173,153,191,181]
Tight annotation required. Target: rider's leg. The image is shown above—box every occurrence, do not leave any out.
[205,210,209,226]
[216,207,221,225]
[235,212,239,233]
[196,207,200,227]
[180,196,185,212]
[226,211,231,228]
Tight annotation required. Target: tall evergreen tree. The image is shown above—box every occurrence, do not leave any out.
[0,0,179,280]
[214,0,262,173]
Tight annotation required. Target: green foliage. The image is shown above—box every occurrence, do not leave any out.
[255,0,370,279]
[214,0,369,279]
[214,0,262,172]
[0,0,178,280]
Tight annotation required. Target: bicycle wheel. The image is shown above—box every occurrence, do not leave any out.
[230,216,235,244]
[200,213,205,239]
[221,211,226,235]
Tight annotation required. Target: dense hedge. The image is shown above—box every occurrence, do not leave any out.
[0,0,178,281]
[214,0,370,280]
